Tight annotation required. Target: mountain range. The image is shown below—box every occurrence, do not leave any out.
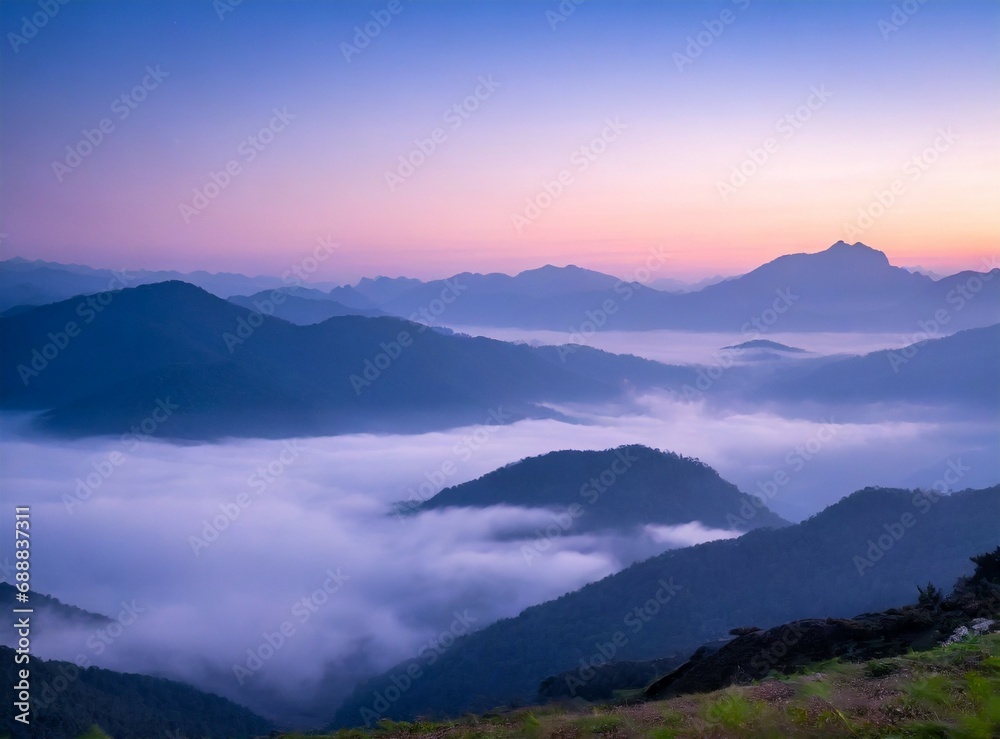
[0,281,694,439]
[4,242,998,332]
[303,242,999,332]
[0,279,995,439]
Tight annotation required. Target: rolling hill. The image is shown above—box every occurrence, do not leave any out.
[331,484,1000,726]
[0,281,694,439]
[415,445,789,532]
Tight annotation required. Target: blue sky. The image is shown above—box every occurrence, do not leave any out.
[2,0,997,279]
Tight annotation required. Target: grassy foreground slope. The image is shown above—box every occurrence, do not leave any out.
[275,632,1000,738]
[331,486,1000,725]
[289,548,1000,738]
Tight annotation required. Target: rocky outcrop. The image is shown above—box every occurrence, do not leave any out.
[645,549,1000,701]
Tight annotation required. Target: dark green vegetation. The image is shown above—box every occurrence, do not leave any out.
[0,584,109,627]
[646,546,1000,699]
[0,646,272,739]
[293,633,1000,738]
[288,548,1000,738]
[414,446,788,532]
[331,485,999,726]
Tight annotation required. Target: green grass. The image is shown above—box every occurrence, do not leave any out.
[294,634,1000,739]
[702,691,764,729]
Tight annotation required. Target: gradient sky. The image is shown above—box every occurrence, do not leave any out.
[1,0,997,282]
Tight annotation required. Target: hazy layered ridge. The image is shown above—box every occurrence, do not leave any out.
[0,281,695,439]
[1,276,996,442]
[336,242,1000,332]
[4,242,999,333]
[0,249,996,730]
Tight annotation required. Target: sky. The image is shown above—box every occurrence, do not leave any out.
[1,0,998,282]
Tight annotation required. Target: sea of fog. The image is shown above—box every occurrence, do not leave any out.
[1,389,997,725]
[445,328,922,364]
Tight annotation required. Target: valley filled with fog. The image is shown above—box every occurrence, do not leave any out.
[3,360,996,723]
[3,0,999,734]
[445,328,920,366]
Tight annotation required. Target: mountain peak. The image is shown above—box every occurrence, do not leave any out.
[415,445,788,532]
[819,240,890,266]
[516,264,599,278]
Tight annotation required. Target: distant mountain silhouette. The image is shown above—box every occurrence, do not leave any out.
[722,339,805,353]
[330,484,1000,726]
[7,242,997,332]
[368,264,625,328]
[2,282,993,438]
[648,274,732,293]
[0,257,305,309]
[228,290,386,324]
[0,281,694,439]
[761,324,1000,409]
[351,275,426,305]
[352,242,1000,332]
[415,445,788,532]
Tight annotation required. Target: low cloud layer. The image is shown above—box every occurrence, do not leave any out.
[1,390,995,726]
[448,327,921,365]
[643,522,743,548]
